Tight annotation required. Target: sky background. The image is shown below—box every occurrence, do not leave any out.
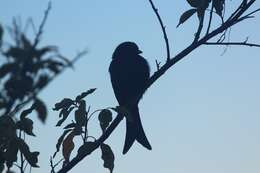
[1,0,260,173]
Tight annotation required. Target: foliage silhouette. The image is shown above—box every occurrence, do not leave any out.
[0,2,86,172]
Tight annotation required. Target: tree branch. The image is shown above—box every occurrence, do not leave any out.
[148,0,171,61]
[204,41,260,47]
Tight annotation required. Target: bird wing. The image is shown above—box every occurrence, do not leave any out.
[109,55,149,105]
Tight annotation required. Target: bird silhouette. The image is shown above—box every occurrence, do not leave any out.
[109,41,152,154]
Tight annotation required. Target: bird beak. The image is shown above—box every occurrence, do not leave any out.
[138,50,142,54]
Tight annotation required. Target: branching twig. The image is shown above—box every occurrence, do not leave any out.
[204,41,260,47]
[33,1,51,48]
[148,0,171,61]
[155,59,161,70]
[194,11,205,43]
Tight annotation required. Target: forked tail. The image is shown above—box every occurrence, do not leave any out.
[123,105,152,154]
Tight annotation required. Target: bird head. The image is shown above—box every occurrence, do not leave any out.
[112,42,142,59]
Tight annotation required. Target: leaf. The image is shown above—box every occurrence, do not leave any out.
[186,0,210,9]
[0,162,4,173]
[18,139,39,167]
[74,100,86,127]
[0,116,16,139]
[0,63,16,78]
[75,88,96,102]
[62,132,75,162]
[34,98,47,123]
[100,143,114,173]
[213,0,225,17]
[35,74,49,89]
[177,9,197,27]
[98,109,113,132]
[197,7,206,21]
[21,34,32,50]
[0,23,3,46]
[53,129,71,158]
[56,107,75,126]
[5,47,25,59]
[77,142,96,157]
[16,118,35,136]
[36,46,57,59]
[20,103,36,119]
[53,98,74,111]
[3,139,19,168]
[47,61,64,74]
[186,0,200,7]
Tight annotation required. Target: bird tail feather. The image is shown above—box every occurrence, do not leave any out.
[123,106,152,154]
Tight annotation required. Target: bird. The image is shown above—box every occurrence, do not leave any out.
[109,41,152,154]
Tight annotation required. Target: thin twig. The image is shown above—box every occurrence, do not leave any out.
[206,3,214,35]
[155,59,161,70]
[194,11,205,43]
[19,130,24,173]
[204,41,260,47]
[33,1,51,48]
[148,0,171,61]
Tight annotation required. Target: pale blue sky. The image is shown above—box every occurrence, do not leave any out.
[1,1,260,173]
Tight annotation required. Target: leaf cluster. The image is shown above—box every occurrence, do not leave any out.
[177,0,225,27]
[0,104,41,172]
[0,21,70,116]
[52,89,115,172]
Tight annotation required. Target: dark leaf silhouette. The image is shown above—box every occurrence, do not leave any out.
[53,98,74,111]
[34,98,47,123]
[0,23,3,46]
[53,129,71,158]
[35,74,49,89]
[16,118,36,136]
[18,138,39,167]
[0,162,4,173]
[100,143,114,173]
[56,107,75,126]
[213,0,225,17]
[3,139,18,168]
[74,100,86,127]
[98,109,113,132]
[186,0,210,9]
[77,142,96,157]
[75,88,96,102]
[0,116,16,140]
[21,34,32,50]
[20,104,36,119]
[0,63,16,78]
[62,132,75,162]
[177,9,197,27]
